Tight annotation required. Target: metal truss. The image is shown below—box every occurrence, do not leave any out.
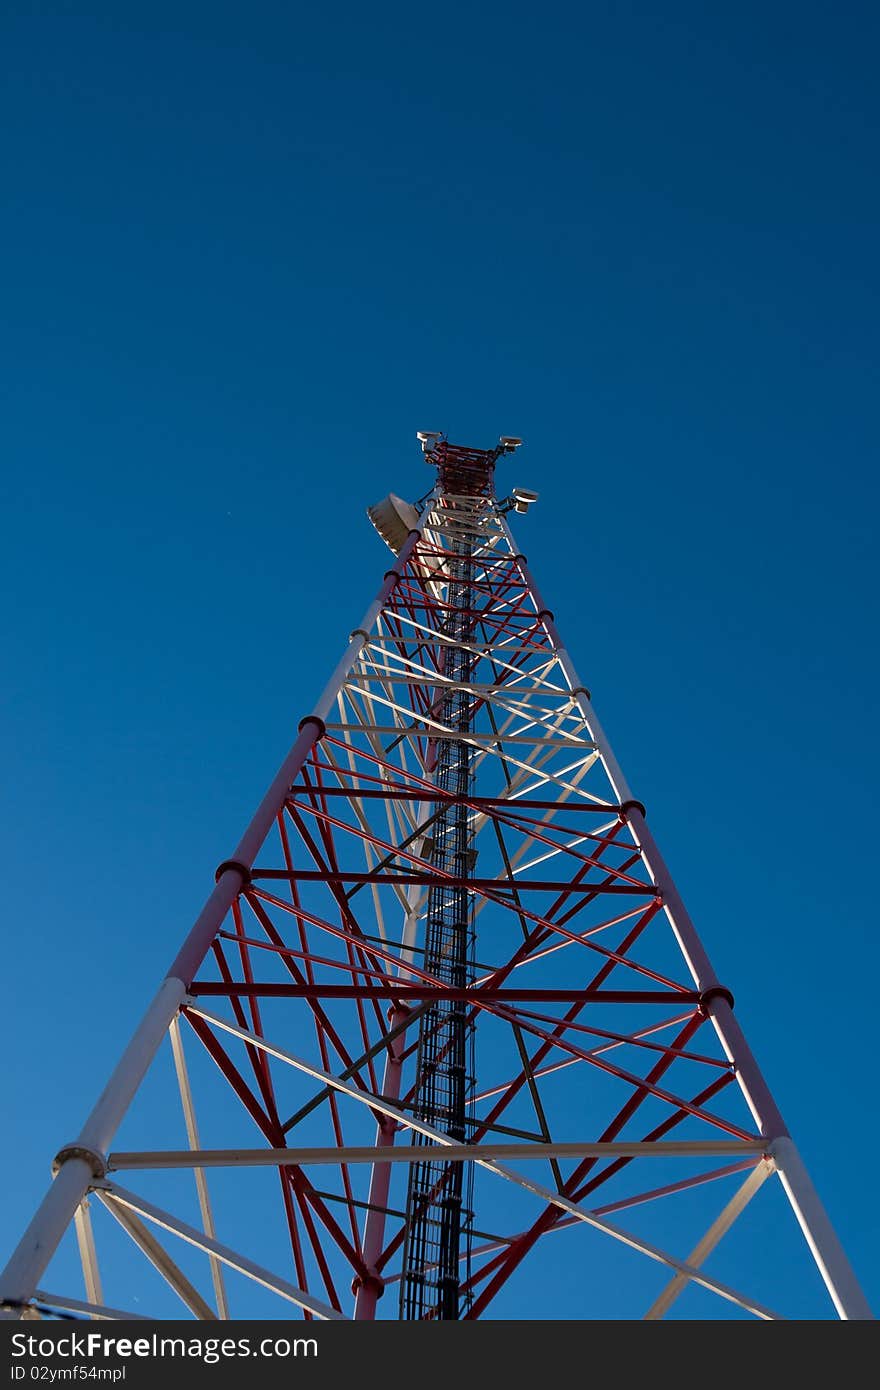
[0,436,872,1322]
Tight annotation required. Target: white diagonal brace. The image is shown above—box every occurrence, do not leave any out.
[73,1199,103,1316]
[97,1184,343,1321]
[34,1290,151,1321]
[169,1018,230,1318]
[345,676,588,737]
[645,1159,774,1318]
[370,610,568,689]
[95,1191,217,1320]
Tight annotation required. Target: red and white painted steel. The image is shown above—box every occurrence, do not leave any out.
[0,435,871,1321]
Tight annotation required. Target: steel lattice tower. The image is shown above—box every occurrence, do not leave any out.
[1,433,872,1322]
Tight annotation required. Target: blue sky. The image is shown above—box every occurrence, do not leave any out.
[2,1,878,1318]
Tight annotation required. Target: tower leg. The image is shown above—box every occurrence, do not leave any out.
[771,1137,873,1320]
[0,521,433,1318]
[0,978,185,1315]
[501,516,872,1323]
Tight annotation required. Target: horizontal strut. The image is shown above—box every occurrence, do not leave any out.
[186,985,700,1003]
[107,1141,768,1171]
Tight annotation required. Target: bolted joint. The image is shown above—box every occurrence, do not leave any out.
[620,798,647,820]
[699,986,735,1015]
[351,1271,385,1299]
[53,1144,106,1180]
[298,714,326,739]
[407,528,422,539]
[215,859,251,887]
[571,684,592,702]
[383,569,401,586]
[537,608,555,623]
[350,627,370,641]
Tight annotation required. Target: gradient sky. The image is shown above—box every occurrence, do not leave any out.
[2,1,878,1318]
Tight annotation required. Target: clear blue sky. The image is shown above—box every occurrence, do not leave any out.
[2,1,878,1318]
